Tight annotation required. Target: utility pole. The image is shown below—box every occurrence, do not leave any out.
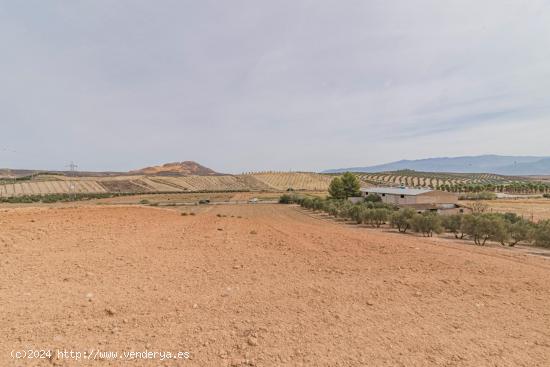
[66,161,78,199]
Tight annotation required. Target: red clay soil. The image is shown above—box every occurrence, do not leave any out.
[1,204,549,366]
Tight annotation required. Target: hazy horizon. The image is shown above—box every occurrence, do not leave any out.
[1,1,549,173]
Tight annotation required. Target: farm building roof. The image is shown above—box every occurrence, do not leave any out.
[360,187,433,196]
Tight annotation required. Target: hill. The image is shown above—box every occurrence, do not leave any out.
[323,155,550,175]
[129,161,219,176]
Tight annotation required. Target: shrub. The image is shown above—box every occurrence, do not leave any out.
[390,208,415,233]
[349,204,366,224]
[336,201,354,219]
[471,201,490,213]
[364,193,382,203]
[311,197,324,211]
[503,212,522,224]
[301,197,314,209]
[278,194,292,204]
[139,199,150,204]
[325,201,340,217]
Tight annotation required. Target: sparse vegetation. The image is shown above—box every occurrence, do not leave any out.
[0,193,119,204]
[470,201,490,214]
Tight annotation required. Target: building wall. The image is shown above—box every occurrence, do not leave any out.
[378,194,419,205]
[416,191,458,204]
[363,190,458,206]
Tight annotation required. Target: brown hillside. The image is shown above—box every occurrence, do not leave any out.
[129,161,218,176]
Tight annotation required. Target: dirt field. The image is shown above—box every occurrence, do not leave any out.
[1,204,550,366]
[464,198,550,222]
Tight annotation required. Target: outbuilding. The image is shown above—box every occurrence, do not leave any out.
[360,187,464,214]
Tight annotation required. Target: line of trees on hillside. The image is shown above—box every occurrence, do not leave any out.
[435,182,550,194]
[279,194,550,248]
[279,173,550,247]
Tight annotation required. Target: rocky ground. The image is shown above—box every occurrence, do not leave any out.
[1,204,549,366]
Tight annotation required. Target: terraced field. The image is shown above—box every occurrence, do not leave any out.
[0,172,333,197]
[244,172,333,191]
[2,170,545,198]
[359,170,520,187]
[356,170,549,194]
[0,180,107,196]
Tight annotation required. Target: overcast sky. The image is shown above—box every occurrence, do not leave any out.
[1,1,549,173]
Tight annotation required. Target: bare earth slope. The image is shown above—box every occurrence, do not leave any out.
[129,161,218,176]
[1,205,549,366]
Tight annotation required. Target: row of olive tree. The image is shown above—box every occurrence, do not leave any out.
[280,193,550,248]
[441,212,548,247]
[280,173,550,248]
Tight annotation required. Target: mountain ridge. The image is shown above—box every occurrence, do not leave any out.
[323,155,550,175]
[129,161,219,176]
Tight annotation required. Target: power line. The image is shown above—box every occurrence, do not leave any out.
[65,161,78,198]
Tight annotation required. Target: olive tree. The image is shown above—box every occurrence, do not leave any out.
[389,208,416,233]
[409,213,443,237]
[442,214,465,239]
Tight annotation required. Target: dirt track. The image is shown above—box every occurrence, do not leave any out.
[1,204,550,366]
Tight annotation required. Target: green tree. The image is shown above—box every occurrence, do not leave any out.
[390,208,415,233]
[409,213,443,237]
[533,220,550,248]
[328,177,346,199]
[371,208,390,227]
[442,214,465,239]
[505,220,532,247]
[462,214,507,246]
[340,172,361,198]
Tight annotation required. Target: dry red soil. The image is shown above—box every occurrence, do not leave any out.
[1,204,549,366]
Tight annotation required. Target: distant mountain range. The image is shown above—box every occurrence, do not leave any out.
[323,155,550,176]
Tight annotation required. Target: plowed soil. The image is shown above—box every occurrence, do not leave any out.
[1,204,549,366]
